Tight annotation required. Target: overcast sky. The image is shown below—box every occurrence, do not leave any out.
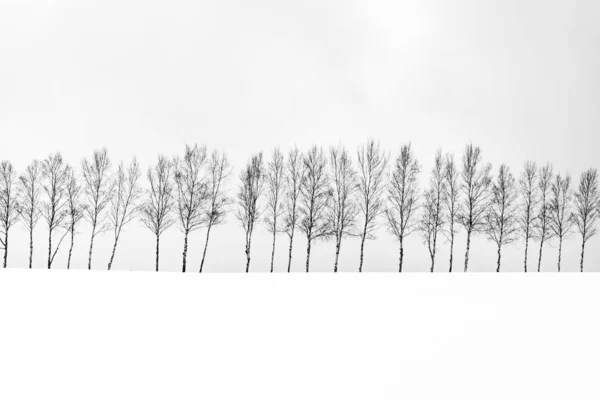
[0,0,599,272]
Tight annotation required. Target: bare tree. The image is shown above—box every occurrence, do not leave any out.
[141,155,175,272]
[282,146,305,273]
[533,164,554,272]
[41,153,70,269]
[549,173,573,272]
[458,144,492,272]
[107,158,142,270]
[299,146,332,272]
[82,148,113,270]
[0,161,19,268]
[518,161,538,272]
[65,166,85,269]
[573,168,599,272]
[18,160,43,268]
[328,144,358,272]
[200,149,232,273]
[420,150,446,272]
[442,153,461,272]
[173,144,208,273]
[264,148,285,272]
[236,153,265,273]
[386,143,420,272]
[485,164,519,272]
[356,140,389,272]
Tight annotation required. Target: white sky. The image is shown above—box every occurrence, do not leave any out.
[0,0,599,272]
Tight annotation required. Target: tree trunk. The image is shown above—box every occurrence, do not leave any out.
[496,244,502,273]
[358,223,368,273]
[580,240,585,273]
[464,230,472,272]
[3,230,8,268]
[286,229,294,273]
[155,234,160,272]
[305,239,312,273]
[270,230,276,273]
[47,229,52,269]
[448,233,454,273]
[107,233,119,271]
[334,238,341,273]
[398,240,404,273]
[182,230,189,273]
[557,238,562,272]
[200,224,212,273]
[537,240,544,272]
[28,227,34,269]
[67,231,75,269]
[245,234,252,273]
[523,237,529,273]
[87,227,96,270]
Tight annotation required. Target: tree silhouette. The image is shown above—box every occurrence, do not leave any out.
[0,161,19,268]
[236,153,265,273]
[386,143,420,272]
[282,146,305,273]
[18,159,43,269]
[549,173,573,272]
[141,155,175,272]
[533,164,554,272]
[82,148,114,270]
[264,148,285,273]
[420,150,446,272]
[107,158,142,270]
[458,144,492,272]
[573,168,599,272]
[299,146,332,272]
[65,166,84,269]
[485,164,518,272]
[442,153,461,272]
[518,161,538,272]
[173,144,208,273]
[200,149,232,273]
[41,153,70,269]
[356,140,388,272]
[328,144,358,272]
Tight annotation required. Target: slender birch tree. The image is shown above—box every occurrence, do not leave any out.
[420,149,446,272]
[264,148,285,272]
[0,161,19,268]
[485,164,519,272]
[386,144,420,272]
[299,146,332,272]
[236,153,265,272]
[41,153,70,269]
[442,153,461,272]
[573,168,599,272]
[173,144,208,272]
[328,144,358,272]
[141,155,175,272]
[65,166,85,269]
[458,144,492,272]
[518,161,537,272]
[18,159,43,269]
[534,164,553,272]
[107,158,142,270]
[82,148,113,270]
[200,149,232,273]
[549,173,573,272]
[282,146,305,272]
[356,140,388,272]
